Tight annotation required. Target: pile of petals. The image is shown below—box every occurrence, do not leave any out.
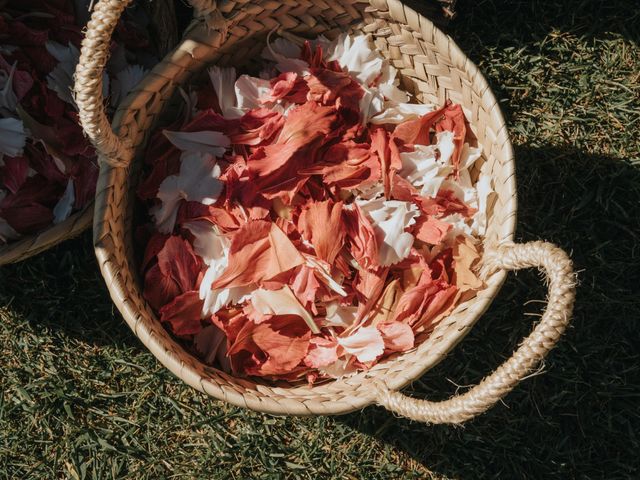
[139,33,496,382]
[0,0,150,243]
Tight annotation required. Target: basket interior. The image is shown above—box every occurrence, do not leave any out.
[96,0,517,416]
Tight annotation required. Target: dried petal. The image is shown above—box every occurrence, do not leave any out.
[337,326,384,363]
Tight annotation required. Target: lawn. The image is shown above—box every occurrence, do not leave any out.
[1,0,639,478]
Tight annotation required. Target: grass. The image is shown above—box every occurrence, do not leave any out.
[1,0,639,478]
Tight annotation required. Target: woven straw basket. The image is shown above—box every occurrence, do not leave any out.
[75,0,576,424]
[0,0,178,267]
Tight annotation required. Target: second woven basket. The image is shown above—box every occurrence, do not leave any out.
[75,0,575,424]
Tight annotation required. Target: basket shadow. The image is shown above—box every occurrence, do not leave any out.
[336,145,640,477]
[0,233,139,349]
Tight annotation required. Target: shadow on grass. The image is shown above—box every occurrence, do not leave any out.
[0,233,138,349]
[445,0,639,48]
[338,145,640,478]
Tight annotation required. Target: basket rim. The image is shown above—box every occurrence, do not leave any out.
[0,204,93,266]
[93,0,517,416]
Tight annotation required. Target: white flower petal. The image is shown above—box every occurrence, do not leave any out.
[184,220,253,316]
[400,145,445,198]
[234,74,271,111]
[208,65,244,118]
[441,213,474,243]
[0,117,26,157]
[0,216,20,244]
[359,86,385,125]
[357,198,420,266]
[163,130,230,156]
[378,82,409,103]
[304,255,347,296]
[436,131,456,166]
[325,33,397,88]
[369,102,436,124]
[251,286,319,333]
[261,35,309,75]
[472,170,494,236]
[184,220,229,265]
[111,64,147,107]
[0,61,19,113]
[337,326,385,363]
[152,152,224,233]
[460,143,483,171]
[46,41,109,106]
[53,179,75,224]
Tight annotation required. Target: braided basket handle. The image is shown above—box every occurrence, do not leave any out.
[74,0,219,167]
[374,241,576,424]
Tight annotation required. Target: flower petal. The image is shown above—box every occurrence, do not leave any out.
[163,130,230,156]
[0,118,26,157]
[159,290,203,337]
[337,326,385,363]
[250,286,319,333]
[111,64,146,107]
[52,178,75,224]
[208,65,244,118]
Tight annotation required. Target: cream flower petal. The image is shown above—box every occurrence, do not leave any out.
[324,301,358,328]
[325,34,387,87]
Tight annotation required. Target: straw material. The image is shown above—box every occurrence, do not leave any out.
[76,0,575,423]
[0,1,178,266]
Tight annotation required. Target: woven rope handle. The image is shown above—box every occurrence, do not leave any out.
[74,0,133,167]
[74,0,221,168]
[375,241,576,424]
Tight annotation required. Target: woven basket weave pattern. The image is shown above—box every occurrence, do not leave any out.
[78,0,575,423]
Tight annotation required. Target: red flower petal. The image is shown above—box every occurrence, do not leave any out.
[0,203,52,234]
[159,290,203,337]
[251,316,311,376]
[262,72,309,104]
[143,263,182,311]
[392,103,448,147]
[141,232,170,273]
[157,236,202,293]
[290,265,321,309]
[0,155,30,194]
[304,336,339,369]
[343,204,379,270]
[211,220,304,289]
[413,214,452,245]
[435,102,467,175]
[297,199,346,264]
[378,321,414,352]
